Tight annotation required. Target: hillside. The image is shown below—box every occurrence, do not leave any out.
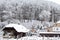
[0,0,60,28]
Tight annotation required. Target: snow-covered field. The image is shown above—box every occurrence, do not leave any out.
[0,36,60,40]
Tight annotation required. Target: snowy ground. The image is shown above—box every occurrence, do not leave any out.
[0,36,60,40]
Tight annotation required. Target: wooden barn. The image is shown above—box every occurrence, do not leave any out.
[2,24,29,38]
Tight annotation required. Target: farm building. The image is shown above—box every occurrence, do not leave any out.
[39,21,60,37]
[2,24,30,38]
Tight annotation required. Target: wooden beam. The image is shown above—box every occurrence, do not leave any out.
[17,35,18,40]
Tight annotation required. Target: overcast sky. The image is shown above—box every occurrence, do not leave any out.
[0,0,60,5]
[47,0,60,4]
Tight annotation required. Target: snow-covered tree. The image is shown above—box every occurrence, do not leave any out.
[39,10,51,21]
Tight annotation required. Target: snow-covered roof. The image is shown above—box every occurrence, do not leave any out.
[4,24,30,32]
[56,21,60,23]
[39,32,60,34]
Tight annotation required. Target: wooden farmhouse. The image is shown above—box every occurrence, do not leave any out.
[2,24,29,38]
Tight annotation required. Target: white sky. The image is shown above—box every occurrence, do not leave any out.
[47,0,60,4]
[0,0,60,5]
